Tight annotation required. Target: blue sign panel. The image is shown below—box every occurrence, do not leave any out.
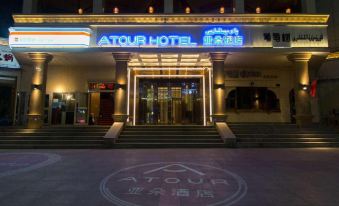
[96,26,244,48]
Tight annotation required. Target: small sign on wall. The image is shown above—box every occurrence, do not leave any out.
[0,45,20,69]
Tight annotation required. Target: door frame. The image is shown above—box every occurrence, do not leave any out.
[133,74,207,126]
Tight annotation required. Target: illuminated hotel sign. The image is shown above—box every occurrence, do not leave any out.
[98,35,198,47]
[9,28,91,48]
[97,27,244,48]
[8,25,327,49]
[203,28,243,46]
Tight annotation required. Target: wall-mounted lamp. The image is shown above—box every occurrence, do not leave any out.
[148,6,154,14]
[113,6,119,14]
[219,6,225,14]
[32,84,41,90]
[286,8,292,14]
[256,7,261,14]
[214,84,225,89]
[185,7,191,14]
[299,84,309,91]
[78,8,83,15]
[114,84,126,90]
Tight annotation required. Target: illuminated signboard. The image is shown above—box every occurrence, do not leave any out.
[9,28,91,48]
[203,27,243,47]
[97,27,244,48]
[0,45,20,69]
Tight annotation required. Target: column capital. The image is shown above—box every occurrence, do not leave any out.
[287,53,312,62]
[112,53,131,62]
[28,53,53,63]
[210,53,228,62]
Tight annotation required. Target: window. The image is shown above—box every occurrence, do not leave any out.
[226,87,280,112]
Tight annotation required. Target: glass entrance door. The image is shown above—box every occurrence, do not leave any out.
[138,78,202,125]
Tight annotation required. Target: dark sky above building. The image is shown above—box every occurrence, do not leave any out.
[0,0,22,38]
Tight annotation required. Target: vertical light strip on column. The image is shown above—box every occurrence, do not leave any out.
[133,75,137,126]
[208,68,213,123]
[126,68,131,122]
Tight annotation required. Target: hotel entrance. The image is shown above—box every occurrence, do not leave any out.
[138,78,202,125]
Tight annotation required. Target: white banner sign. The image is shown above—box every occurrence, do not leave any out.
[0,45,20,69]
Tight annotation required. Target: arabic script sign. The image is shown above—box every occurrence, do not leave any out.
[100,162,247,206]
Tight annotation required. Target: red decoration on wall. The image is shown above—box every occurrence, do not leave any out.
[310,80,317,97]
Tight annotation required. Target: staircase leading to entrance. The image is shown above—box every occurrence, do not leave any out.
[228,123,339,148]
[115,125,225,148]
[0,126,109,149]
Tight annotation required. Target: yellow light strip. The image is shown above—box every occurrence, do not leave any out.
[130,67,207,71]
[13,14,329,24]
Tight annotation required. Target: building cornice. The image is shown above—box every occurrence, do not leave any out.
[13,14,329,25]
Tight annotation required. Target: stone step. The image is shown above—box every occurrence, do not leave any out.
[119,135,221,139]
[0,144,105,149]
[113,142,226,149]
[116,138,224,143]
[0,139,104,144]
[0,132,107,137]
[237,142,339,148]
[237,137,339,143]
[0,136,104,140]
[120,131,219,135]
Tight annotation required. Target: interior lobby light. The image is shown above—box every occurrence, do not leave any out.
[113,6,119,14]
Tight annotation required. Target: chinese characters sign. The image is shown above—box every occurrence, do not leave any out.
[8,25,327,49]
[97,27,244,48]
[100,162,247,206]
[0,45,20,69]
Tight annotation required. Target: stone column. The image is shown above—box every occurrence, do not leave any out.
[301,0,316,13]
[22,0,38,14]
[93,0,104,14]
[112,53,130,122]
[164,0,174,14]
[210,53,228,122]
[234,0,245,13]
[288,53,313,127]
[27,53,52,129]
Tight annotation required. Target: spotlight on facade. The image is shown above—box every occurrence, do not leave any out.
[32,84,40,90]
[113,6,119,14]
[185,7,191,14]
[219,6,225,14]
[148,6,154,14]
[256,7,261,14]
[78,8,83,15]
[300,84,309,91]
[214,84,225,89]
[286,8,292,14]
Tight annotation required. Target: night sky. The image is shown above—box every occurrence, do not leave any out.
[0,0,22,38]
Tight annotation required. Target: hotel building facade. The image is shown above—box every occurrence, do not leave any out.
[2,0,339,129]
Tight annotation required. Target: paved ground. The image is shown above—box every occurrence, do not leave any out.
[0,148,339,206]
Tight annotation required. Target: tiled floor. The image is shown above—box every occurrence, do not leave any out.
[0,148,338,206]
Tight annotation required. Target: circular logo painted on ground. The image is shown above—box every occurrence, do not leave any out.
[100,162,247,206]
[0,152,61,178]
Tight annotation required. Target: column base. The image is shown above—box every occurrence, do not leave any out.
[295,114,313,127]
[27,114,43,129]
[211,114,228,123]
[112,114,129,122]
